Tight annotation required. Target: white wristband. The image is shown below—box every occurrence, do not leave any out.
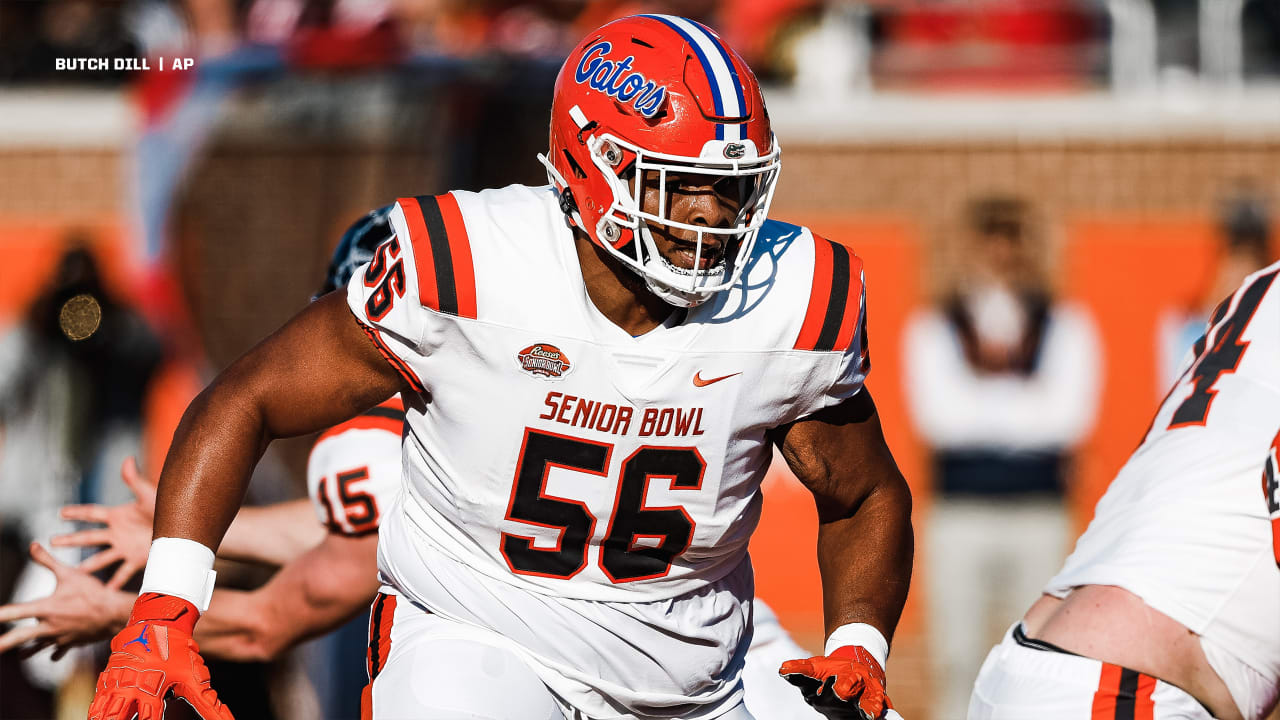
[825,623,889,669]
[138,537,217,612]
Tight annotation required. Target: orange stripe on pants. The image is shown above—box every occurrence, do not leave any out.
[1091,662,1157,720]
[360,593,397,720]
[1091,663,1124,719]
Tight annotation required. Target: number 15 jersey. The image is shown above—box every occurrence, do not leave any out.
[346,183,868,603]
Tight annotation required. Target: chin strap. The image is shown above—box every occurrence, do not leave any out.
[636,225,724,308]
[538,153,588,233]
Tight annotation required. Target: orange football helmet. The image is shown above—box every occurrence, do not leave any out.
[540,14,781,307]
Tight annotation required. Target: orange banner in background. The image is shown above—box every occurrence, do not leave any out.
[751,215,926,649]
[1061,217,1219,523]
[0,220,131,321]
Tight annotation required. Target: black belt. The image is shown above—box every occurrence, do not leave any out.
[1012,622,1082,657]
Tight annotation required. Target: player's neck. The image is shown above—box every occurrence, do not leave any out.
[573,231,676,336]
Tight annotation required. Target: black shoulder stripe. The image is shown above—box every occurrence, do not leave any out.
[813,242,851,352]
[416,195,460,316]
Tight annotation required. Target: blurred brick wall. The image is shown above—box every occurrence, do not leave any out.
[771,139,1280,298]
[173,144,448,372]
[8,136,1276,297]
[7,138,1279,274]
[0,149,120,219]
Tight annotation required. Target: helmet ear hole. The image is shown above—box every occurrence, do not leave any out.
[600,140,623,167]
[600,220,621,243]
[562,149,588,180]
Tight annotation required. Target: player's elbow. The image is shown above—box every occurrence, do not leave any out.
[872,468,913,520]
[183,365,273,446]
[240,616,289,663]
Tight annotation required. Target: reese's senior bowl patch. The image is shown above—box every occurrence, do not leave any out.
[518,343,573,379]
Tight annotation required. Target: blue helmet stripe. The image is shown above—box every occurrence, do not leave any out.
[640,14,745,141]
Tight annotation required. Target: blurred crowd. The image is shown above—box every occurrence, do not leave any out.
[8,0,1280,90]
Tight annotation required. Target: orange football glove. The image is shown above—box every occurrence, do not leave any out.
[779,645,893,720]
[88,592,233,720]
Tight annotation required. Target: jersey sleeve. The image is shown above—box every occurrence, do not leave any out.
[346,195,478,394]
[307,399,405,536]
[791,235,871,417]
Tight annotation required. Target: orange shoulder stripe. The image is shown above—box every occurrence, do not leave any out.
[794,234,864,352]
[397,194,477,319]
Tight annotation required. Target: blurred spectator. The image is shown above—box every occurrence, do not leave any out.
[1243,0,1280,79]
[0,241,163,543]
[790,2,872,96]
[867,0,1107,90]
[1157,182,1274,391]
[1153,0,1199,77]
[902,195,1102,719]
[0,240,163,716]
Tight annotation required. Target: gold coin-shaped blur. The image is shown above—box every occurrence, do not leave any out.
[59,293,102,341]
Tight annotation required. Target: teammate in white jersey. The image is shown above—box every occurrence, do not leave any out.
[970,263,1280,720]
[87,15,914,720]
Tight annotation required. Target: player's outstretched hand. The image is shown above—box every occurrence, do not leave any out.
[0,542,131,659]
[89,593,234,720]
[53,456,156,589]
[779,646,894,720]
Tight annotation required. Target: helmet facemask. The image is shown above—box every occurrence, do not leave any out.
[587,132,780,307]
[591,131,778,304]
[541,124,781,308]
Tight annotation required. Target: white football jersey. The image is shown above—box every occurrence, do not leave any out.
[346,183,868,603]
[1045,262,1280,716]
[306,396,404,536]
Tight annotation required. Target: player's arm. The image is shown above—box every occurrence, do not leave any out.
[88,292,407,720]
[215,499,325,566]
[193,531,379,662]
[54,459,324,587]
[775,389,913,720]
[0,543,133,656]
[151,291,404,549]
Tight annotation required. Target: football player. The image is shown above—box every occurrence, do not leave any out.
[88,15,913,720]
[969,264,1280,720]
[2,206,826,718]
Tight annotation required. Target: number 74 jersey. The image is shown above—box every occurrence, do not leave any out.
[1046,261,1280,694]
[345,184,869,602]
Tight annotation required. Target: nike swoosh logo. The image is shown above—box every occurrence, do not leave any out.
[693,371,742,387]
